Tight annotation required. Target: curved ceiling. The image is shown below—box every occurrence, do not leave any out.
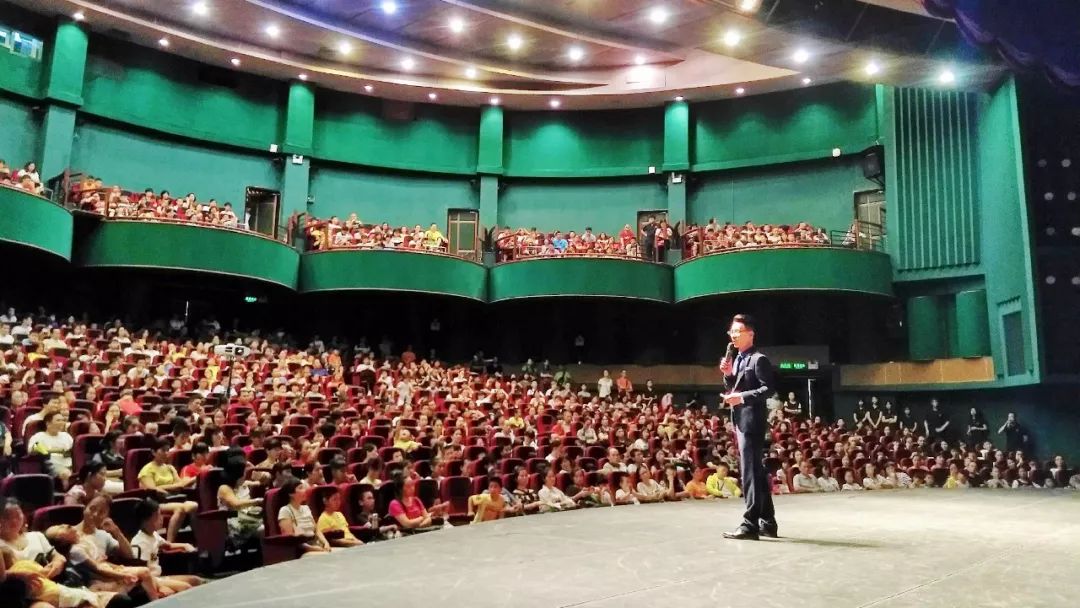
[17,0,1006,109]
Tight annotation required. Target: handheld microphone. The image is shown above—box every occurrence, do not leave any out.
[724,342,738,363]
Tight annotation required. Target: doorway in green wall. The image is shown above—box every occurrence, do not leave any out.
[447,209,480,261]
[245,187,280,239]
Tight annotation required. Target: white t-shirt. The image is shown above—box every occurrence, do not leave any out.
[817,477,840,492]
[278,504,316,536]
[597,377,613,398]
[0,531,53,562]
[131,530,163,576]
[636,480,666,501]
[27,431,74,471]
[841,483,864,492]
[615,488,640,505]
[70,529,119,565]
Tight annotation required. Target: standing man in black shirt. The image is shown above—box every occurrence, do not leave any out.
[923,398,950,442]
[640,216,658,262]
[998,412,1024,452]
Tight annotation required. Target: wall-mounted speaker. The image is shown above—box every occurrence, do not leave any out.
[862,145,884,182]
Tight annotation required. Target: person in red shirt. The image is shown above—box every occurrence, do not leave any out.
[115,389,143,417]
[180,443,211,479]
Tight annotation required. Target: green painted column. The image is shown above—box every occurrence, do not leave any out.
[662,100,689,172]
[38,105,76,184]
[280,156,310,231]
[479,174,498,229]
[907,295,946,360]
[477,105,504,174]
[43,20,87,104]
[954,289,990,357]
[283,81,314,155]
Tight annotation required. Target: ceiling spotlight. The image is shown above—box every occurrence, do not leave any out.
[792,49,810,64]
[230,57,241,67]
[449,16,465,34]
[507,33,523,51]
[567,46,585,62]
[938,68,956,84]
[674,96,684,101]
[73,11,86,21]
[549,98,561,108]
[192,2,209,16]
[634,54,646,65]
[428,92,438,100]
[338,41,354,55]
[739,0,761,12]
[364,84,374,92]
[158,38,170,48]
[865,60,881,76]
[490,97,500,105]
[265,24,280,38]
[401,57,416,70]
[298,73,308,81]
[735,87,745,95]
[649,7,669,24]
[802,77,812,85]
[832,147,842,157]
[380,1,398,15]
[464,66,478,79]
[722,29,741,47]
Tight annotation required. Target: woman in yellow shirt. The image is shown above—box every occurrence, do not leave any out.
[137,438,198,543]
[316,493,363,548]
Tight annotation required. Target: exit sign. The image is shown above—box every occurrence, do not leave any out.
[778,360,819,371]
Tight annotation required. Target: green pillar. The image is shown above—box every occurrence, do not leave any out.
[281,156,310,226]
[954,289,991,357]
[43,20,87,104]
[479,174,499,229]
[662,100,689,172]
[477,105,504,174]
[283,81,314,155]
[38,105,76,184]
[907,295,946,360]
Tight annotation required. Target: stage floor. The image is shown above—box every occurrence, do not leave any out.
[155,490,1080,608]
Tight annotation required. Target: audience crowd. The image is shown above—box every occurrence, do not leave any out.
[303,214,448,253]
[0,160,46,196]
[67,179,246,230]
[0,306,1075,607]
[495,225,647,262]
[681,220,830,259]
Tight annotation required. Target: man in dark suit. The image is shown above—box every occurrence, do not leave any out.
[720,313,778,540]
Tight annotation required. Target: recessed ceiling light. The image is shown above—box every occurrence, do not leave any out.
[401,57,415,70]
[230,57,241,67]
[722,29,741,47]
[428,92,438,100]
[634,54,646,65]
[158,38,169,48]
[549,98,561,108]
[338,41,353,55]
[649,7,669,24]
[507,33,523,51]
[298,73,308,81]
[73,11,85,21]
[464,66,478,79]
[364,84,374,92]
[802,77,812,85]
[567,46,585,62]
[735,87,745,95]
[938,68,956,84]
[192,1,209,16]
[380,0,397,15]
[739,0,761,12]
[490,97,500,105]
[674,96,684,101]
[449,16,465,34]
[792,49,810,64]
[865,60,881,76]
[265,24,280,38]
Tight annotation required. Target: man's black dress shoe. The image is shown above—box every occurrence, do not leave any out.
[722,527,759,540]
[759,522,779,538]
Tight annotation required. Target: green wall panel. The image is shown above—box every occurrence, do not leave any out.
[674,248,893,302]
[0,186,73,260]
[42,21,86,104]
[299,250,486,301]
[504,108,663,177]
[688,156,876,233]
[0,94,40,165]
[663,101,690,172]
[892,87,980,272]
[71,120,280,206]
[313,92,478,174]
[498,178,666,234]
[907,295,946,360]
[477,105,504,174]
[77,221,298,289]
[283,82,315,155]
[955,289,990,358]
[692,83,879,171]
[81,38,283,151]
[309,166,478,226]
[0,9,49,98]
[490,258,672,303]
